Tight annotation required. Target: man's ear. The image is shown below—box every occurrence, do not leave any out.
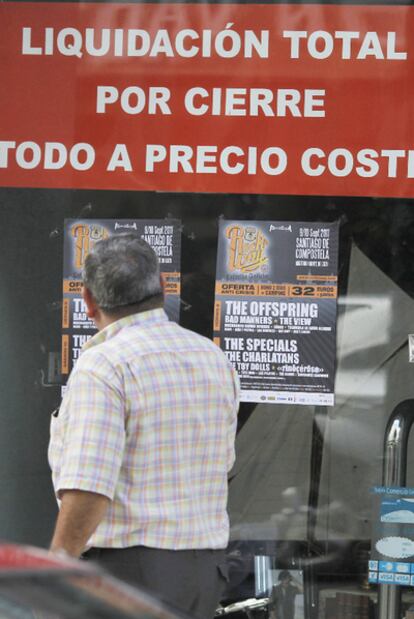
[82,286,98,319]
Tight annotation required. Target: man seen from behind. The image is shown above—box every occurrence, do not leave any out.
[48,233,240,619]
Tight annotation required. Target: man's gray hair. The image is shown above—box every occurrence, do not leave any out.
[83,233,162,311]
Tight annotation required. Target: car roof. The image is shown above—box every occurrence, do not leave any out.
[0,543,186,619]
[0,543,88,572]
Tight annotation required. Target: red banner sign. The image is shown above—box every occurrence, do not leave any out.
[0,3,413,197]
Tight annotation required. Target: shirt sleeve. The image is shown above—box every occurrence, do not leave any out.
[227,366,240,471]
[55,355,125,500]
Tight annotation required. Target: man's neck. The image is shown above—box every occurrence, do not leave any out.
[96,296,164,331]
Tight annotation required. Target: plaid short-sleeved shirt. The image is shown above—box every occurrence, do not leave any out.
[49,309,239,550]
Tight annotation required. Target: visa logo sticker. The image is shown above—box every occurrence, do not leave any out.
[379,572,394,583]
[395,574,410,585]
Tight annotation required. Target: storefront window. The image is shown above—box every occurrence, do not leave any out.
[2,2,414,619]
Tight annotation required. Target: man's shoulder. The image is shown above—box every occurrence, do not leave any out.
[170,323,230,360]
[172,322,214,346]
[75,341,119,376]
[79,319,233,372]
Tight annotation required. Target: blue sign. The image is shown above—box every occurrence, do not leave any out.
[369,487,414,587]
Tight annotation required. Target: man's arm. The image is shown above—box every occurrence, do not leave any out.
[49,363,125,558]
[50,489,110,558]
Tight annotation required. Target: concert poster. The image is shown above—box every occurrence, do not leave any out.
[214,220,339,406]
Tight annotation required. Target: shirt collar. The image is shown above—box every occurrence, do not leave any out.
[83,308,168,352]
